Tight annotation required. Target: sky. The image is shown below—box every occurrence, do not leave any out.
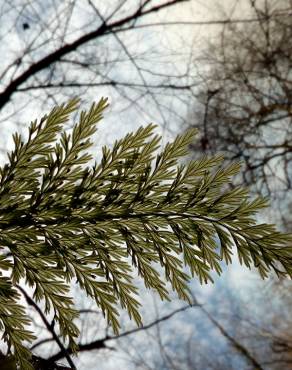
[0,1,289,369]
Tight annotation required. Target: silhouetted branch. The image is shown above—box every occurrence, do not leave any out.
[17,285,76,370]
[0,0,188,111]
[47,303,198,364]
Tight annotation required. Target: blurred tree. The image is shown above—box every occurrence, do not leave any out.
[188,0,292,225]
[160,1,292,368]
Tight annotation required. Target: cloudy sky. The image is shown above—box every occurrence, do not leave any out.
[0,1,284,369]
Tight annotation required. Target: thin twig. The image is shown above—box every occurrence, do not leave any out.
[48,303,198,363]
[17,285,76,370]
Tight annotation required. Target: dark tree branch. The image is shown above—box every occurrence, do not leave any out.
[17,285,76,370]
[47,303,198,364]
[0,0,188,112]
[16,81,196,92]
[110,11,292,34]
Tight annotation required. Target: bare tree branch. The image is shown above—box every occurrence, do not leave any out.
[17,285,76,370]
[46,303,198,365]
[0,0,189,112]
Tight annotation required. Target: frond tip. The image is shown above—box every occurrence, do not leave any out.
[0,98,291,368]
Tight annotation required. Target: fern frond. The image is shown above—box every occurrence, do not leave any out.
[0,98,291,368]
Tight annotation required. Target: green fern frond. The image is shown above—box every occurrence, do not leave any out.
[0,98,291,368]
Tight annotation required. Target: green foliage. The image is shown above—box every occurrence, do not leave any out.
[0,98,291,368]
